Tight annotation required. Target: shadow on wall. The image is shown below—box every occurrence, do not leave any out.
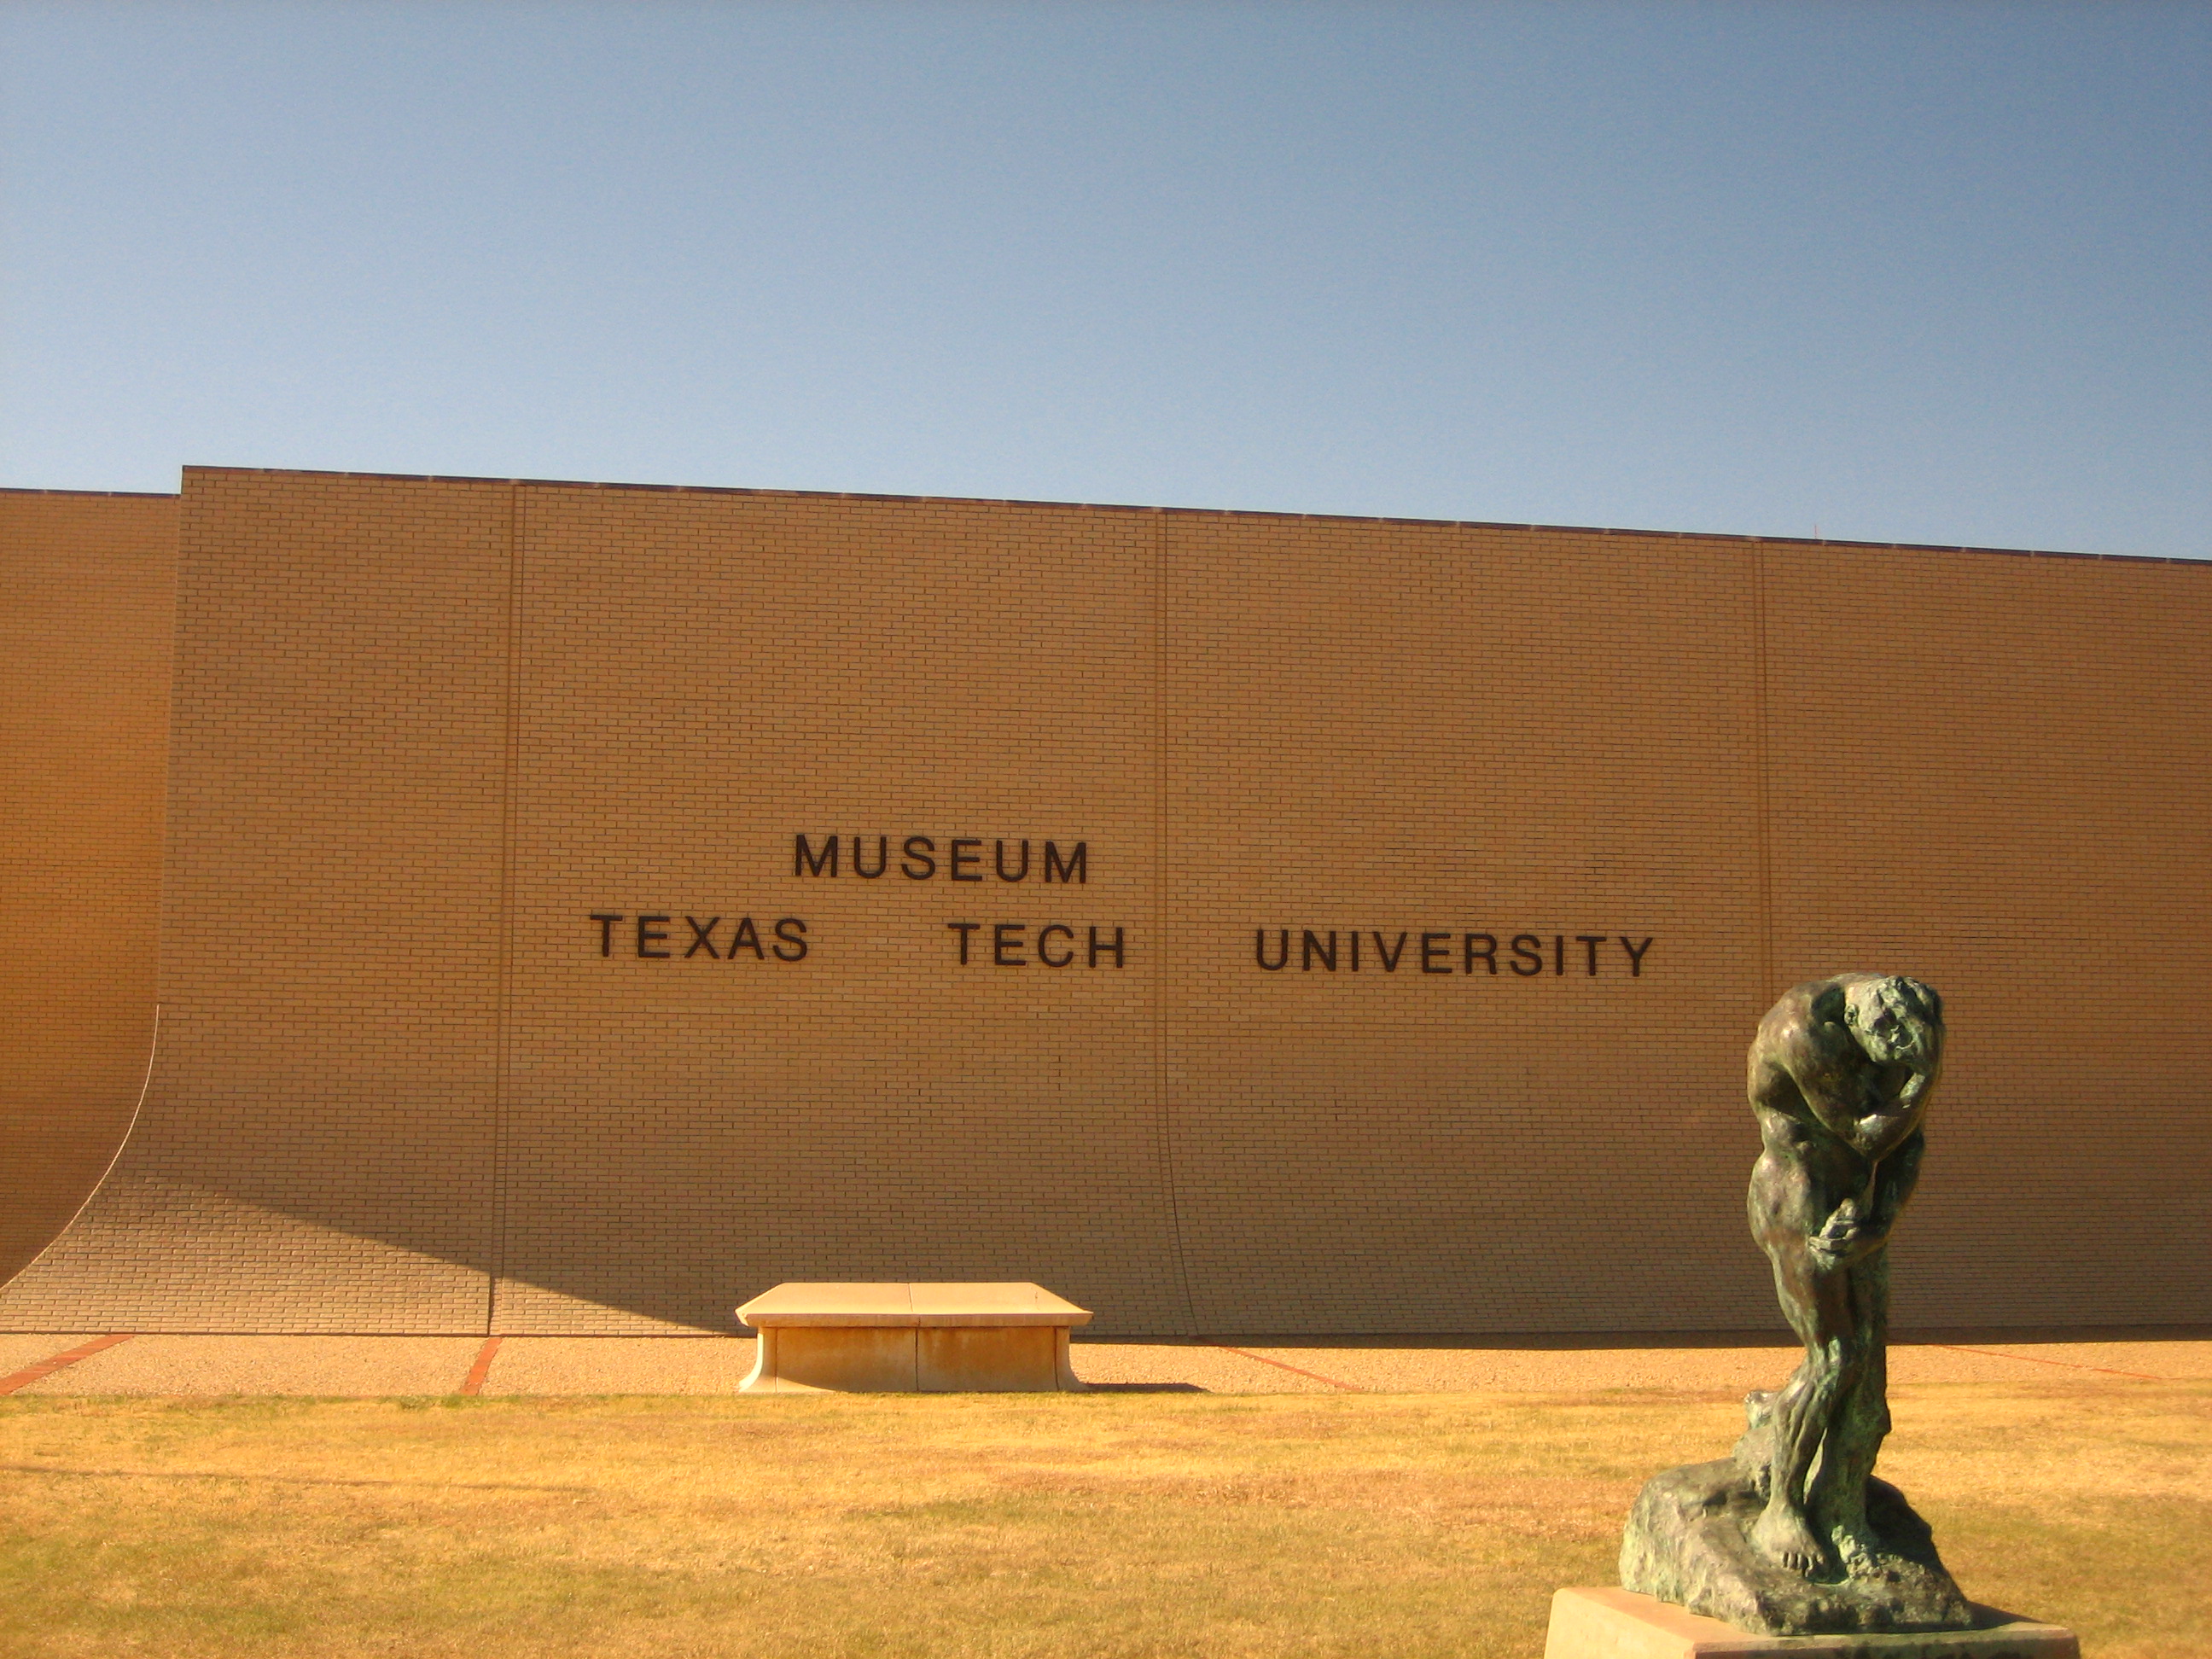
[7,974,2203,1340]
[0,492,179,1301]
[0,1014,158,1295]
[3,1010,1785,1338]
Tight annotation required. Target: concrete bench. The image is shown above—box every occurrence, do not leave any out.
[736,1282,1091,1394]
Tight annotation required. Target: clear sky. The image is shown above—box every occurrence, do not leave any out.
[3,2,2205,556]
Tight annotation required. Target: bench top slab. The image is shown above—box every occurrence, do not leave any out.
[736,1282,1092,1329]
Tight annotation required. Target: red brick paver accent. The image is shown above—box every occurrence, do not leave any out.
[0,1334,134,1395]
[459,1336,502,1395]
[1929,1343,2164,1382]
[1212,1344,1361,1392]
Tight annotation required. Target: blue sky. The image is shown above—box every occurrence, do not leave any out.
[3,2,2205,556]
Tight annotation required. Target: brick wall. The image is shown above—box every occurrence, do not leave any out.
[1761,544,2211,1324]
[2,469,2203,1333]
[0,489,177,1293]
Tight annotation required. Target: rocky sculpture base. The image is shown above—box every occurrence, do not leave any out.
[1620,1458,1976,1638]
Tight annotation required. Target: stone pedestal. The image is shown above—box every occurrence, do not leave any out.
[1544,1589,2078,1659]
[735,1282,1091,1393]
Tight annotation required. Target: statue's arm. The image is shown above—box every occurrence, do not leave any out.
[1749,983,1933,1249]
[1856,1070,1934,1157]
[1810,1128,1924,1265]
[1757,1010,1869,1145]
[1771,1009,1935,1162]
[1864,1127,1924,1242]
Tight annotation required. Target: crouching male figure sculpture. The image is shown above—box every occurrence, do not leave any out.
[1618,974,1977,1635]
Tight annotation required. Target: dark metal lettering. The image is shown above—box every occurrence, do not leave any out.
[728,917,765,959]
[993,923,1027,966]
[851,835,888,878]
[1087,926,1125,968]
[636,916,672,958]
[1235,924,1653,984]
[771,917,809,961]
[1043,841,1088,884]
[591,913,623,958]
[901,835,937,879]
[995,839,1030,882]
[793,835,839,877]
[1038,924,1074,967]
[949,838,983,882]
[683,917,721,959]
[947,921,980,963]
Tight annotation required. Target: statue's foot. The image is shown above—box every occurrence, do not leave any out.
[1749,1501,1829,1577]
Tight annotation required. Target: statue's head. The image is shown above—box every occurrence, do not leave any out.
[1844,975,1943,1069]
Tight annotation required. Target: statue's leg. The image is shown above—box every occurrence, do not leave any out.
[1747,1146,1849,1576]
[1810,1251,1890,1568]
[1750,1238,1852,1576]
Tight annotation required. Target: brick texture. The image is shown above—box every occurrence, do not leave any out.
[2,469,2203,1334]
[0,490,176,1292]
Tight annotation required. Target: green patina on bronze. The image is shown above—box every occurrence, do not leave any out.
[1621,974,1977,1636]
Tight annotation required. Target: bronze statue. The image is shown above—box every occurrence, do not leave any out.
[1743,973,1939,1577]
[1618,974,1976,1636]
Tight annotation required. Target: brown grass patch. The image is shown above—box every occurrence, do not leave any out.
[1,1382,2203,1657]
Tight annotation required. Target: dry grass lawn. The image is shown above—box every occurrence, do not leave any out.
[1,1382,2204,1658]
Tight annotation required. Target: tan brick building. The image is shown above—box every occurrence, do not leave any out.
[3,469,2205,1336]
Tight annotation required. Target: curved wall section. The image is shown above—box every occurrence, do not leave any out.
[0,490,176,1292]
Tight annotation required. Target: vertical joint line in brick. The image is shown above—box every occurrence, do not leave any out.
[490,482,527,1331]
[1154,508,1196,1333]
[1750,542,1775,1003]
